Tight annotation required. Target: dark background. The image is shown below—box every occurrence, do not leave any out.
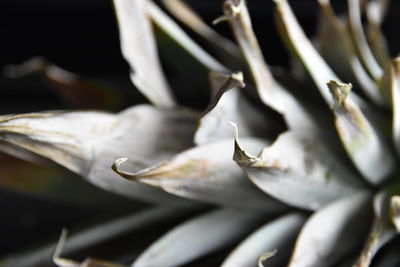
[0,0,399,263]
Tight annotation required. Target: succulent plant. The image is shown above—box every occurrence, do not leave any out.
[1,0,400,266]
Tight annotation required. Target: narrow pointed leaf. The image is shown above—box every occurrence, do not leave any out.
[316,0,387,106]
[0,105,198,204]
[354,184,400,267]
[53,229,126,267]
[328,80,395,185]
[195,71,280,145]
[390,195,400,231]
[220,0,317,130]
[391,58,400,156]
[113,137,287,210]
[147,1,227,73]
[162,0,242,68]
[1,207,189,267]
[289,192,373,267]
[113,0,175,107]
[274,0,371,109]
[366,0,391,68]
[4,57,126,110]
[222,212,306,267]
[132,208,268,267]
[232,123,366,210]
[348,0,383,80]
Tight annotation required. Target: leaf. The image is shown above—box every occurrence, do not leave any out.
[348,0,384,80]
[194,71,281,145]
[4,57,127,110]
[353,184,400,267]
[316,0,387,106]
[232,122,366,210]
[0,105,198,204]
[147,1,228,74]
[365,0,391,68]
[390,58,400,156]
[288,192,373,267]
[219,0,317,130]
[113,137,287,210]
[113,0,175,107]
[53,229,126,267]
[161,0,243,69]
[328,80,395,185]
[390,195,400,231]
[0,207,190,267]
[274,0,372,109]
[132,208,268,267]
[221,212,306,267]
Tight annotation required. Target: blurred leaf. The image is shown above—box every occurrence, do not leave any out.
[222,212,307,267]
[0,105,199,204]
[113,0,175,107]
[132,208,269,267]
[288,192,373,267]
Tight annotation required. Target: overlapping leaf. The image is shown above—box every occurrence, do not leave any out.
[132,208,268,267]
[232,123,366,210]
[0,105,198,204]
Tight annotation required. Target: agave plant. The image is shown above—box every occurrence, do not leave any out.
[1,0,400,266]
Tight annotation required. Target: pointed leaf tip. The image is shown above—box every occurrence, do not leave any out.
[111,158,136,180]
[327,80,352,107]
[229,122,259,164]
[258,249,278,267]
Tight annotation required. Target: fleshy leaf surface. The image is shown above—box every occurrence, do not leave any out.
[0,105,198,204]
[232,123,366,210]
[222,212,306,267]
[289,192,372,267]
[195,71,279,145]
[132,208,268,267]
[328,80,394,185]
[113,137,287,210]
[220,0,317,130]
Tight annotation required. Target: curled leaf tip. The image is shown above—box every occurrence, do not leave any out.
[213,0,242,25]
[112,158,137,180]
[229,121,258,164]
[390,195,400,231]
[257,249,278,267]
[327,80,352,107]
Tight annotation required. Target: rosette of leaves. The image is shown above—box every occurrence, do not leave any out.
[1,0,400,266]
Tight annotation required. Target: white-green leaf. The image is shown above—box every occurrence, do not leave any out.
[162,0,242,68]
[113,0,175,107]
[316,0,387,106]
[113,137,287,210]
[289,192,373,267]
[354,184,400,267]
[391,58,400,156]
[132,208,267,267]
[220,0,317,130]
[348,0,383,80]
[274,0,373,110]
[147,1,227,73]
[221,212,306,267]
[1,207,185,267]
[232,123,366,210]
[0,105,198,204]
[328,80,395,185]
